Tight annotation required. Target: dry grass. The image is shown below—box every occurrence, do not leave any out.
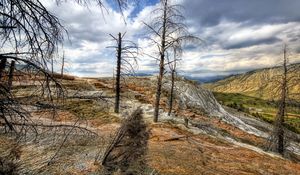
[63,99,120,125]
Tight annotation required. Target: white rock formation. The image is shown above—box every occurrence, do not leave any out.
[162,77,268,138]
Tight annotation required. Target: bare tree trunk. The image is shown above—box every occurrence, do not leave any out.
[168,69,175,116]
[154,0,168,122]
[115,32,122,113]
[8,61,15,91]
[0,57,7,80]
[154,57,165,122]
[51,58,54,74]
[275,45,288,154]
[61,51,65,77]
[112,68,115,92]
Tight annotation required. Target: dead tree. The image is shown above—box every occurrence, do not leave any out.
[269,45,288,155]
[144,0,200,122]
[0,58,7,80]
[0,0,66,134]
[61,51,65,77]
[8,61,15,91]
[109,32,139,113]
[167,49,180,116]
[0,0,133,134]
[276,45,288,154]
[168,61,176,116]
[264,44,300,155]
[115,33,122,113]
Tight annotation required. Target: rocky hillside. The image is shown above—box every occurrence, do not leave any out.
[203,63,300,101]
[162,77,267,137]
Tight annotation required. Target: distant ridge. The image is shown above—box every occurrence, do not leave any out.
[185,74,237,84]
[203,63,300,101]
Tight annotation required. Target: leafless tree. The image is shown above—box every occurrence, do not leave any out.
[0,0,135,135]
[267,44,300,155]
[61,51,65,77]
[0,58,6,79]
[0,0,140,173]
[143,0,200,122]
[7,60,15,91]
[109,32,139,113]
[0,0,66,134]
[273,45,288,154]
[167,47,180,116]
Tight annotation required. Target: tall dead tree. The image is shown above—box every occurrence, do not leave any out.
[168,60,176,116]
[263,44,300,155]
[167,47,181,116]
[109,32,139,113]
[144,0,200,122]
[153,0,168,122]
[115,33,122,113]
[0,58,7,80]
[61,51,65,77]
[271,45,288,154]
[8,61,15,91]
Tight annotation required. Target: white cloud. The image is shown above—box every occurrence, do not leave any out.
[41,0,300,78]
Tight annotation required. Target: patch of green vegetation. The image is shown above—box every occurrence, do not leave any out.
[213,92,275,109]
[213,92,300,134]
[285,117,300,134]
[227,102,250,113]
[63,100,120,124]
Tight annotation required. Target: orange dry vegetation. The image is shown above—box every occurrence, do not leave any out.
[125,80,156,104]
[147,125,300,175]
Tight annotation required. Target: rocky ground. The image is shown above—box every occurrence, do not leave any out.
[1,76,300,174]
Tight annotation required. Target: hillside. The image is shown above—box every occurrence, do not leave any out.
[203,63,300,101]
[1,76,300,174]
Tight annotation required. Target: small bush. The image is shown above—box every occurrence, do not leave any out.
[227,102,249,113]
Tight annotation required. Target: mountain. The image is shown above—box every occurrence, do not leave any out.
[203,63,300,101]
[184,75,235,84]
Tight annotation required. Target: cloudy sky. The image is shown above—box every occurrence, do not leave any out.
[44,0,300,79]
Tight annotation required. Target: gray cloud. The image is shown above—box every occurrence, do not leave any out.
[224,37,281,50]
[183,0,300,27]
[296,47,300,53]
[182,0,300,50]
